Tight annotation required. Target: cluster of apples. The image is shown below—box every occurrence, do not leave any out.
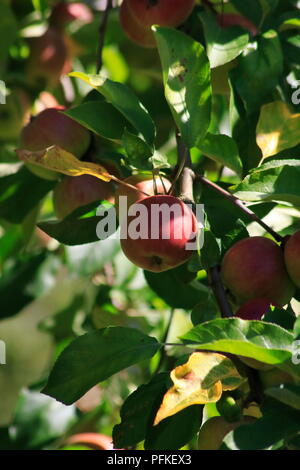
[221,234,300,320]
[0,2,93,143]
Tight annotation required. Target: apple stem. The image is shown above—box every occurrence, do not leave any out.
[96,0,113,74]
[111,175,151,197]
[195,174,284,243]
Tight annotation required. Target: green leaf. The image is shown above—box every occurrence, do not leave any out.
[64,101,129,141]
[42,327,160,404]
[229,82,262,173]
[224,398,300,450]
[144,405,202,450]
[144,265,207,310]
[191,296,220,326]
[231,0,263,25]
[181,318,294,364]
[38,204,117,245]
[113,373,168,448]
[265,384,300,410]
[0,252,46,319]
[198,230,221,270]
[122,129,153,170]
[197,133,243,176]
[234,159,300,204]
[69,72,155,147]
[153,26,211,148]
[199,11,249,68]
[0,3,17,72]
[229,30,283,112]
[256,101,300,159]
[0,166,55,224]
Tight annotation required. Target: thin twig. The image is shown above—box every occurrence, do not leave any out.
[208,266,233,318]
[195,174,284,243]
[96,0,113,74]
[154,309,175,374]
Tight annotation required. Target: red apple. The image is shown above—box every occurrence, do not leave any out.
[120,0,156,48]
[221,237,295,307]
[50,1,93,30]
[53,174,115,219]
[235,298,271,320]
[216,13,258,36]
[26,28,71,88]
[20,106,91,180]
[128,0,195,28]
[120,194,197,272]
[115,173,171,218]
[120,0,195,48]
[284,230,300,288]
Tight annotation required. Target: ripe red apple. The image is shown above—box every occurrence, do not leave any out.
[49,1,93,30]
[284,230,300,288]
[128,0,195,28]
[26,28,71,88]
[235,298,271,320]
[120,0,195,48]
[120,194,197,272]
[216,13,258,36]
[115,173,171,218]
[221,237,295,307]
[120,0,156,48]
[20,106,91,180]
[53,174,115,219]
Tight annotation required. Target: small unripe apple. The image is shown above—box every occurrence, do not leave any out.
[49,1,93,31]
[221,237,295,307]
[216,13,258,36]
[0,89,31,141]
[20,106,91,180]
[120,0,195,48]
[120,194,197,272]
[284,230,300,288]
[53,174,115,219]
[115,174,171,218]
[26,28,71,88]
[198,416,255,450]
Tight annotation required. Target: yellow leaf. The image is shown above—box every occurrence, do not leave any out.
[154,352,245,425]
[16,146,112,182]
[256,101,300,159]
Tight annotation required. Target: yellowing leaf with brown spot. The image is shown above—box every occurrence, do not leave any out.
[16,146,112,182]
[256,101,300,159]
[154,352,245,425]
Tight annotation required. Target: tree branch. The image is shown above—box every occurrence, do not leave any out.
[208,266,233,318]
[96,0,113,74]
[195,174,284,243]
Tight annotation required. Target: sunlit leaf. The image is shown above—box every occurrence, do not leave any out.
[154,352,244,425]
[153,26,211,148]
[256,101,300,159]
[69,72,155,147]
[16,146,112,181]
[181,318,294,364]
